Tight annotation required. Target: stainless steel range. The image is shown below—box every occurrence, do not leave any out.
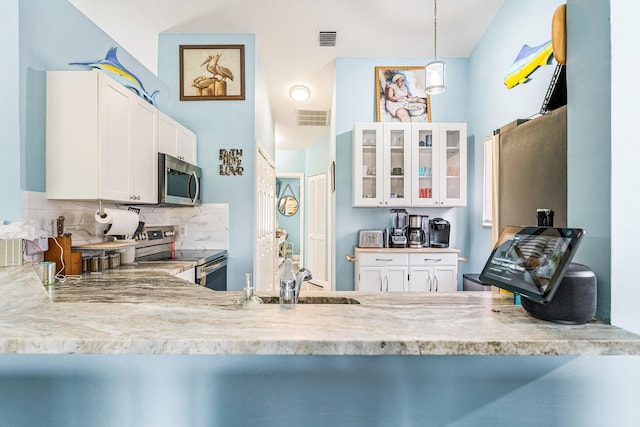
[134,225,227,290]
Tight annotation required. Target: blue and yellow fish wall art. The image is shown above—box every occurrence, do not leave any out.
[504,40,554,89]
[70,47,159,105]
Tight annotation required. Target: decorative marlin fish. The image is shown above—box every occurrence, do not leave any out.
[70,47,159,105]
[504,40,554,89]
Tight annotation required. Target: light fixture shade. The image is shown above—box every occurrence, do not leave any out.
[289,85,310,101]
[425,61,446,95]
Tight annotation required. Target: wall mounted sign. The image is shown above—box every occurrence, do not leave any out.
[219,149,244,176]
[375,66,431,123]
[180,44,245,101]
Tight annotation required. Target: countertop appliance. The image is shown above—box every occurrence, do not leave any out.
[134,225,227,290]
[158,153,202,206]
[390,209,408,248]
[358,230,384,248]
[429,218,450,248]
[408,215,426,248]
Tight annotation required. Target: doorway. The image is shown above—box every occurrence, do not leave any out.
[276,173,304,273]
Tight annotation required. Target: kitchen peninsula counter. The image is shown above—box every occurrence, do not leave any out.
[1,264,640,356]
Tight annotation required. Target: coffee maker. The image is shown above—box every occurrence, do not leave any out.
[408,215,427,248]
[428,218,451,248]
[390,209,408,248]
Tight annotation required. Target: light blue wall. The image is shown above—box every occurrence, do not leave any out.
[157,33,257,289]
[0,0,20,221]
[566,0,612,322]
[334,57,469,291]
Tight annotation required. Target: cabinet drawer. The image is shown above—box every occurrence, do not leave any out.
[409,252,457,266]
[358,252,408,266]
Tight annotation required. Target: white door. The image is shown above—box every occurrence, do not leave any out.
[255,147,276,293]
[307,173,327,287]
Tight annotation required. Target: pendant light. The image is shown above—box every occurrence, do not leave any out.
[425,0,446,95]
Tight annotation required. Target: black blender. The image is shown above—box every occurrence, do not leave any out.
[390,209,409,248]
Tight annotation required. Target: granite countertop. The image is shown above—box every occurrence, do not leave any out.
[1,263,640,356]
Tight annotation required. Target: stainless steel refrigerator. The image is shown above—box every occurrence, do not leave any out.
[491,105,567,244]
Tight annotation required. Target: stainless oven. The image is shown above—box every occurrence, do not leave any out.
[158,153,202,206]
[135,226,227,290]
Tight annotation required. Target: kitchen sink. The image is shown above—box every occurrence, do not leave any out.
[258,296,360,305]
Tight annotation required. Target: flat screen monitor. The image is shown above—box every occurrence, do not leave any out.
[479,226,584,304]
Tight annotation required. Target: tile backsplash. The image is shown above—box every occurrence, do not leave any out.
[22,191,228,250]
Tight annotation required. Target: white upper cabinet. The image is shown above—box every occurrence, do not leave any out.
[353,122,466,208]
[158,111,197,165]
[46,70,158,204]
[411,123,467,207]
[353,122,411,207]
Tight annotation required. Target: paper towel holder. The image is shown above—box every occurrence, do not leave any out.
[97,200,108,219]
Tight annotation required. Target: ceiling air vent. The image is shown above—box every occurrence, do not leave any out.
[296,109,329,127]
[318,31,337,47]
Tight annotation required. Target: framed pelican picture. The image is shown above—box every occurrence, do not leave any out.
[179,45,245,101]
[375,66,431,122]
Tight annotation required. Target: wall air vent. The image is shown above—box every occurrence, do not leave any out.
[318,31,337,47]
[296,109,329,127]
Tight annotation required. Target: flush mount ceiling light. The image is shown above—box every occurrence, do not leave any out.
[425,0,446,95]
[289,85,311,101]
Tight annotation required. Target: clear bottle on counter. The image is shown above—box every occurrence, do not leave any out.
[235,274,263,307]
[280,256,296,309]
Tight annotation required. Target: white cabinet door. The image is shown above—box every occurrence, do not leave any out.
[357,266,408,291]
[433,266,458,292]
[409,266,457,292]
[98,75,135,202]
[132,99,158,203]
[358,267,384,291]
[382,123,412,207]
[385,267,408,291]
[353,122,384,207]
[412,123,467,207]
[408,267,434,292]
[158,112,197,164]
[438,124,467,207]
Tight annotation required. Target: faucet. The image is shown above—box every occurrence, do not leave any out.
[294,268,313,303]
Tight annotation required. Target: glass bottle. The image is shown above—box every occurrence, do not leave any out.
[235,273,263,307]
[280,257,296,309]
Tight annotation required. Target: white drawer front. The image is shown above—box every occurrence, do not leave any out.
[409,252,457,266]
[358,252,408,266]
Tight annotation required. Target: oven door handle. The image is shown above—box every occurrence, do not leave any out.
[199,259,227,275]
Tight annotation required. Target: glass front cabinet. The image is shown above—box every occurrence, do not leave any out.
[411,123,467,207]
[353,122,466,208]
[353,122,411,207]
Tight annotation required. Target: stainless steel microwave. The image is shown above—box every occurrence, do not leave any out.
[158,153,202,206]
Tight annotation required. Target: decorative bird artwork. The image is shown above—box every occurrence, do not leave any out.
[69,47,159,104]
[504,40,554,89]
[192,54,235,97]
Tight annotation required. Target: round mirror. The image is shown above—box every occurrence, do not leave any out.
[278,196,299,216]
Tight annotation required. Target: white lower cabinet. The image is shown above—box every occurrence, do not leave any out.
[355,252,408,291]
[408,253,458,292]
[355,249,458,292]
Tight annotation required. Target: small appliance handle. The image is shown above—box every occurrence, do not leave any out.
[188,171,200,205]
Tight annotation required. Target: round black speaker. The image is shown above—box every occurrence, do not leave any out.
[521,263,597,324]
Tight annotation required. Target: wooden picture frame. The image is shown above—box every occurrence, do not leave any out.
[180,45,245,101]
[375,66,431,122]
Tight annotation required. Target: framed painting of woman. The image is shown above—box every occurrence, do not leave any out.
[375,66,431,122]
